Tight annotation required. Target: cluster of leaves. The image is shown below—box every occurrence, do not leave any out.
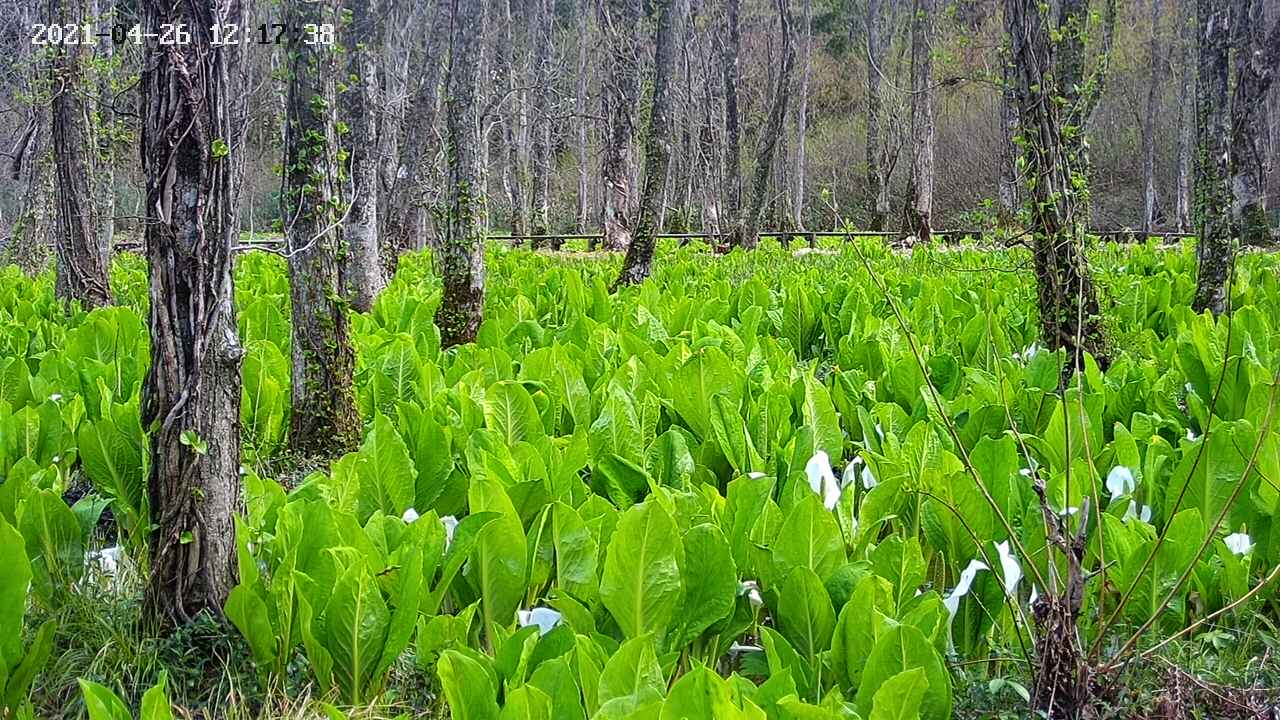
[0,239,1277,717]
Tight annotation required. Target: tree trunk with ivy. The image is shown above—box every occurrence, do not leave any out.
[435,0,488,347]
[1007,0,1110,374]
[342,0,387,312]
[139,0,244,626]
[613,0,685,287]
[50,0,112,309]
[1007,0,1111,710]
[1192,0,1234,315]
[905,0,934,243]
[285,0,360,455]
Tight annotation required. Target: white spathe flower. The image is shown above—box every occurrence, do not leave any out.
[1122,502,1154,524]
[87,546,123,577]
[1029,585,1040,608]
[728,642,764,656]
[944,559,989,616]
[441,515,459,548]
[1106,466,1135,500]
[50,393,62,402]
[995,541,1023,597]
[402,507,420,523]
[1187,428,1199,441]
[516,607,562,635]
[805,451,843,511]
[1015,343,1042,363]
[747,471,768,480]
[861,465,877,490]
[841,456,863,488]
[739,580,764,608]
[1224,533,1253,556]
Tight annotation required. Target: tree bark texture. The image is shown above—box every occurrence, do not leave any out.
[1192,0,1234,315]
[998,4,1019,222]
[92,0,117,255]
[343,0,387,312]
[436,0,489,346]
[614,0,686,287]
[722,0,742,246]
[284,0,361,455]
[139,0,245,626]
[1230,0,1280,247]
[791,0,811,232]
[599,0,641,251]
[1006,0,1109,379]
[50,0,112,309]
[905,0,934,243]
[3,1,53,274]
[738,0,795,249]
[1175,0,1196,232]
[575,4,592,234]
[865,0,891,231]
[384,0,449,272]
[529,0,555,245]
[1141,0,1165,233]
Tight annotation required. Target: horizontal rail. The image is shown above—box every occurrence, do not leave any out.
[110,228,1201,253]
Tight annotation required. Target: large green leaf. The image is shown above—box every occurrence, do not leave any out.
[600,501,684,641]
[670,524,737,649]
[485,381,545,445]
[438,648,501,720]
[772,494,844,584]
[777,567,835,660]
[322,561,390,703]
[355,413,416,521]
[468,476,528,634]
[854,625,951,720]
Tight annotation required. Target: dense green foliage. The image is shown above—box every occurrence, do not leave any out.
[1,240,1279,718]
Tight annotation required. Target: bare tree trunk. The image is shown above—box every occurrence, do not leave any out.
[575,5,592,234]
[1230,0,1280,247]
[384,1,448,272]
[1175,0,1196,231]
[93,0,116,254]
[792,0,811,232]
[343,0,387,312]
[865,0,891,231]
[905,0,934,243]
[738,0,795,249]
[285,0,360,455]
[722,0,742,246]
[1142,0,1166,234]
[529,0,555,245]
[437,0,488,346]
[600,0,640,250]
[614,0,686,287]
[997,3,1020,222]
[376,2,412,240]
[50,0,112,309]
[139,0,245,626]
[1192,0,1235,315]
[4,2,53,273]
